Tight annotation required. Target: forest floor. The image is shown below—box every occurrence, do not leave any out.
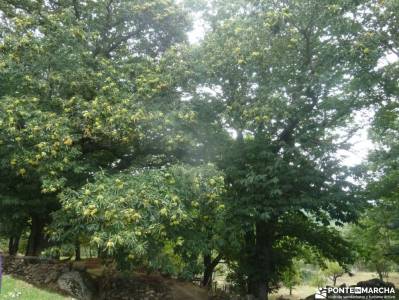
[167,279,209,300]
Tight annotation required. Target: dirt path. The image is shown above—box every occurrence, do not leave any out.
[168,280,209,300]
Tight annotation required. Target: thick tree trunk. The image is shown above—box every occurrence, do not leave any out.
[25,216,45,256]
[251,221,274,300]
[244,230,257,296]
[256,280,268,300]
[8,234,21,256]
[242,221,275,300]
[202,253,223,288]
[247,275,257,297]
[75,241,81,261]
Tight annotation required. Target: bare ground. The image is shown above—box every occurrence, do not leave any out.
[167,280,209,300]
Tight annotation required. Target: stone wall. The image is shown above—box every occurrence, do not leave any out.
[2,256,173,300]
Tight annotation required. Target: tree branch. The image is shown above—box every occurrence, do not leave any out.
[72,0,80,20]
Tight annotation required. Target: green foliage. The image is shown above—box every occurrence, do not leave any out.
[323,260,345,286]
[348,208,397,280]
[188,0,378,296]
[51,164,225,277]
[281,260,302,295]
[0,0,398,298]
[0,0,190,254]
[310,271,327,289]
[354,0,399,284]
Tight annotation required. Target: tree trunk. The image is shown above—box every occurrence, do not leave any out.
[98,247,108,259]
[251,221,274,300]
[202,254,213,288]
[8,234,21,256]
[202,253,223,288]
[242,221,275,300]
[256,281,268,300]
[289,287,293,296]
[25,216,45,256]
[375,264,385,281]
[244,230,257,296]
[75,241,81,261]
[377,270,384,281]
[333,276,337,286]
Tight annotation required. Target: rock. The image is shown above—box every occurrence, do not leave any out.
[44,270,60,284]
[57,271,95,300]
[357,278,395,289]
[72,261,88,272]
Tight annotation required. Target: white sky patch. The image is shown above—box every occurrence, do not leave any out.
[376,51,399,70]
[343,53,399,167]
[338,129,374,167]
[335,109,374,167]
[188,12,207,44]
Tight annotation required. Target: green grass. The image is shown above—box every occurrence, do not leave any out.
[0,275,71,300]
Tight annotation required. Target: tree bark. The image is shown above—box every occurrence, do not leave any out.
[252,221,274,300]
[244,230,257,296]
[377,270,384,281]
[202,253,223,288]
[25,216,45,256]
[256,281,268,300]
[242,220,275,300]
[202,254,213,288]
[376,264,385,281]
[8,234,21,256]
[75,241,81,261]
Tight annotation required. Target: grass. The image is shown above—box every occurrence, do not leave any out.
[0,275,72,300]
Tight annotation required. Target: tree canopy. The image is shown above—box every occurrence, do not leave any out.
[0,1,398,300]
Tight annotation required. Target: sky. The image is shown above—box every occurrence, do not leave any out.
[337,112,374,167]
